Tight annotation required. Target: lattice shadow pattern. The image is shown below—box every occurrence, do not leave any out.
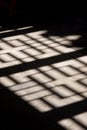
[0,25,87,130]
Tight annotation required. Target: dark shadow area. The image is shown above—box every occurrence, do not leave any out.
[0,1,87,26]
[70,34,87,48]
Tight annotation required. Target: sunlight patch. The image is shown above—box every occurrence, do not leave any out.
[65,35,81,40]
[29,99,52,112]
[74,112,87,128]
[58,118,84,130]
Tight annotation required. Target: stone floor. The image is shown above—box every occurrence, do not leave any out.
[0,19,87,129]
